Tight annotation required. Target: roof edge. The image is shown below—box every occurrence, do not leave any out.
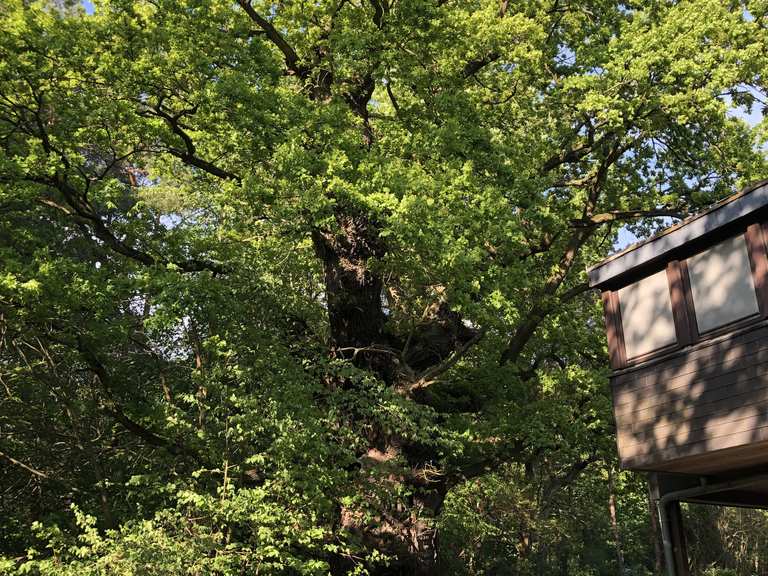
[587,179,768,288]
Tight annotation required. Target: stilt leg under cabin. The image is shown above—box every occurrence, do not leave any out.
[650,474,690,576]
[649,471,768,576]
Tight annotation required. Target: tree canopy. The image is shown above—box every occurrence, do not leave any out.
[0,0,767,574]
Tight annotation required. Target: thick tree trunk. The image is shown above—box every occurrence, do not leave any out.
[352,478,446,576]
[312,211,394,380]
[313,210,445,574]
[330,445,447,574]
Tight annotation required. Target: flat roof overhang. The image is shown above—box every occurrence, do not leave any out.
[587,180,768,289]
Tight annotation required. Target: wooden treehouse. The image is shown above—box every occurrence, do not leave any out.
[588,180,768,576]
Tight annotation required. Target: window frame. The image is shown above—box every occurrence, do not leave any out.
[684,233,761,335]
[601,221,768,371]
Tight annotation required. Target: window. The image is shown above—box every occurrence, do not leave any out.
[618,269,677,358]
[687,234,759,333]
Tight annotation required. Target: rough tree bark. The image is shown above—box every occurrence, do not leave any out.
[311,211,391,376]
[312,207,454,574]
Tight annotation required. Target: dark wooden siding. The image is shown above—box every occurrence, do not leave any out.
[612,321,768,473]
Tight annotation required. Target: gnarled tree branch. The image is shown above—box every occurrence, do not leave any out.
[140,103,242,183]
[236,0,306,78]
[37,176,227,274]
[406,327,486,394]
[77,339,199,460]
[571,208,685,227]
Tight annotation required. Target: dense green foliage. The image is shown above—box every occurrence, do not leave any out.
[1,0,768,573]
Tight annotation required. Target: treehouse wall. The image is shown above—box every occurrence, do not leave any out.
[611,321,768,474]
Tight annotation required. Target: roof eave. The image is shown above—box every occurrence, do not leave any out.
[587,180,768,289]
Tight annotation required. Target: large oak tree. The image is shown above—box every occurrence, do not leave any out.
[1,0,767,573]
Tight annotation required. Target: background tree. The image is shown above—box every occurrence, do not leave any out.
[0,0,767,574]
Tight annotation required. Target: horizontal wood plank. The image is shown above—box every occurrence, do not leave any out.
[613,321,768,472]
[660,439,768,474]
[621,426,768,470]
[613,351,768,413]
[619,409,768,453]
[614,367,768,423]
[612,324,768,398]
